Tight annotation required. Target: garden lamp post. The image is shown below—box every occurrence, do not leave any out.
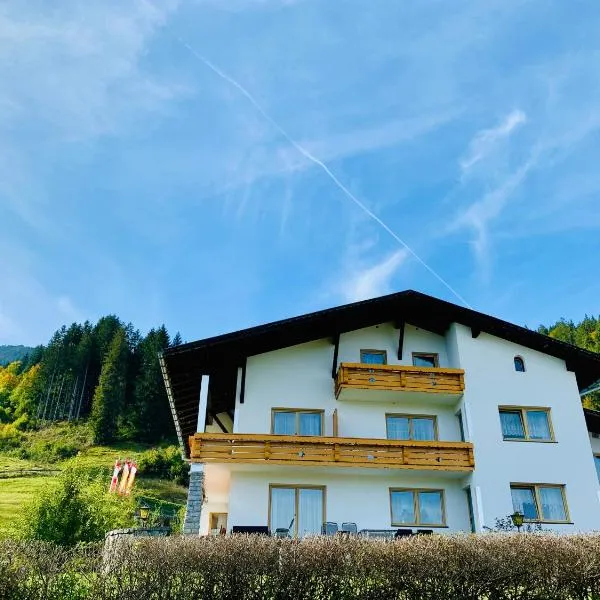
[510,511,524,532]
[139,502,151,528]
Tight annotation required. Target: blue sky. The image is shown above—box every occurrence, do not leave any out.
[1,0,600,346]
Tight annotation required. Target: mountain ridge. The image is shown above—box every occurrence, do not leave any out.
[0,345,34,366]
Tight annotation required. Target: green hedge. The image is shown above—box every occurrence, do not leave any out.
[2,534,600,599]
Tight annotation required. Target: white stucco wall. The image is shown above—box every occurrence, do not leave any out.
[227,466,472,534]
[336,323,449,368]
[235,339,335,435]
[234,326,461,440]
[450,323,600,532]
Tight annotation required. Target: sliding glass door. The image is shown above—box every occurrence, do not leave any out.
[270,487,295,534]
[270,486,324,537]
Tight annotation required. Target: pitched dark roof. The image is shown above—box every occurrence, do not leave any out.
[160,289,600,455]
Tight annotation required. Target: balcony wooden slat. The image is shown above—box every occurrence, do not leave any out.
[189,433,474,472]
[335,363,465,398]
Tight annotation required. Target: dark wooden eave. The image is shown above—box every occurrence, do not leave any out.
[161,289,600,457]
[584,408,600,435]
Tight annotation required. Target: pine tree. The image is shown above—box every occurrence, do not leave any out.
[129,326,176,442]
[38,329,66,422]
[72,325,94,420]
[93,316,123,361]
[540,316,600,408]
[90,328,128,444]
[18,346,43,373]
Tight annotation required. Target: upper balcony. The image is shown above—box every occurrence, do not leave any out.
[335,363,465,403]
[189,433,475,472]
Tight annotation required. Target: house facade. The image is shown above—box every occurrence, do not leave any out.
[160,291,600,536]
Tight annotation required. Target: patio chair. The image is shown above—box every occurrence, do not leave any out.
[341,522,357,534]
[416,529,433,535]
[274,518,295,538]
[321,522,338,535]
[395,528,413,538]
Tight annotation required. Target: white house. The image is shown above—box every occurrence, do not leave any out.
[160,290,600,536]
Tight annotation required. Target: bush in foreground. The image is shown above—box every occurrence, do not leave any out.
[1,533,600,599]
[17,463,135,545]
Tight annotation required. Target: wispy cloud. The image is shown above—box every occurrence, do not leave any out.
[0,0,182,140]
[450,156,536,276]
[0,272,89,346]
[300,110,459,166]
[204,108,459,210]
[460,110,527,174]
[450,91,600,276]
[339,250,408,303]
[0,0,184,229]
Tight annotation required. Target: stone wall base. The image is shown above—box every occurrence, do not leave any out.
[183,469,204,535]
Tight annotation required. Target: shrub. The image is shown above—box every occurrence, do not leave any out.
[18,462,135,546]
[3,422,93,463]
[18,439,80,463]
[1,534,600,599]
[137,446,189,485]
[0,422,24,450]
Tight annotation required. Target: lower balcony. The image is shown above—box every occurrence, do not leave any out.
[189,433,475,472]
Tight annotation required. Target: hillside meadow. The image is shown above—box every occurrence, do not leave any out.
[0,422,187,538]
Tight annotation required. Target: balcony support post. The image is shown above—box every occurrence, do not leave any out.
[397,322,405,360]
[331,333,340,379]
[239,358,247,404]
[197,374,210,433]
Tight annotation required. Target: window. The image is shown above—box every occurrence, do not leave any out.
[270,485,325,538]
[412,352,439,368]
[499,407,553,441]
[514,356,526,372]
[456,410,466,442]
[390,488,445,526]
[272,409,323,436]
[510,484,569,522]
[386,414,437,441]
[360,349,387,365]
[595,455,600,482]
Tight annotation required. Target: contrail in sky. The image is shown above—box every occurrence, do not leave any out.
[177,37,472,309]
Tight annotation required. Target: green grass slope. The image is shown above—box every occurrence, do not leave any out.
[0,422,187,537]
[0,477,54,537]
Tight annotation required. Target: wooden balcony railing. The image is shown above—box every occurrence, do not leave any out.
[189,433,475,472]
[335,363,465,399]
